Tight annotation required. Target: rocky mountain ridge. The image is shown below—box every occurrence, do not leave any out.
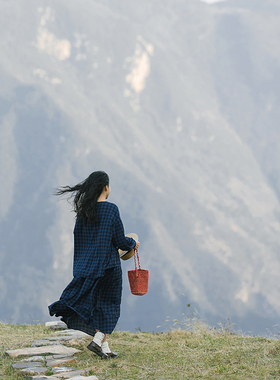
[0,0,280,334]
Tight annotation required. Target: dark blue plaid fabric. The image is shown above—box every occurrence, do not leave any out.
[48,201,136,334]
[73,202,135,278]
[49,266,122,334]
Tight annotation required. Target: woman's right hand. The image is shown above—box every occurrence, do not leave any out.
[134,241,140,250]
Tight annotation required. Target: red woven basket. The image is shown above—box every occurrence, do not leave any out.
[127,249,149,296]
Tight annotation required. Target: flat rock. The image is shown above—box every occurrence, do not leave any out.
[21,356,46,362]
[54,329,90,338]
[43,336,73,342]
[13,362,43,369]
[22,354,73,363]
[68,377,98,380]
[45,321,68,330]
[25,376,98,380]
[50,369,85,378]
[24,377,58,379]
[32,340,60,347]
[43,335,85,343]
[46,357,76,368]
[45,354,75,359]
[68,339,80,346]
[51,366,76,374]
[55,367,98,378]
[6,345,81,358]
[20,366,47,375]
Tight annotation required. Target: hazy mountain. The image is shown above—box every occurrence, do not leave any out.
[1,0,280,335]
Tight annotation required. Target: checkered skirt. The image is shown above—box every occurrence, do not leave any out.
[49,265,122,335]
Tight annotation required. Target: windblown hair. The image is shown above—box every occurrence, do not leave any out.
[55,171,109,223]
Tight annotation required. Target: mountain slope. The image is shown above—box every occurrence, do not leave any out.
[0,0,280,334]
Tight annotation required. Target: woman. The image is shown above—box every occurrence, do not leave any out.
[48,171,139,359]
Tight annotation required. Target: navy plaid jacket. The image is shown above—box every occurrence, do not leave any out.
[73,201,135,278]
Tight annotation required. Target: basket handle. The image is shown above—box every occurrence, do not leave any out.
[134,249,141,275]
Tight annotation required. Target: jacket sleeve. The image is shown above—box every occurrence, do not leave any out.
[112,207,136,251]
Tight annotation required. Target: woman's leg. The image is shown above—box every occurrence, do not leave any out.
[87,267,122,359]
[87,330,109,359]
[88,329,118,358]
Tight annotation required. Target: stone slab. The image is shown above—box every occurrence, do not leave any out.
[68,339,80,346]
[42,335,86,343]
[6,345,81,358]
[13,362,43,369]
[45,321,68,329]
[54,329,90,338]
[43,336,73,342]
[68,377,98,380]
[46,357,76,368]
[51,366,76,373]
[20,366,47,375]
[32,340,60,347]
[45,354,75,359]
[50,369,85,378]
[24,376,58,380]
[54,367,98,378]
[26,376,98,380]
[21,354,74,363]
[21,356,46,362]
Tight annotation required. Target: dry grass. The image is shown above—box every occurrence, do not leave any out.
[1,321,280,379]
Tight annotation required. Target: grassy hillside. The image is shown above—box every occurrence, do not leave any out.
[1,322,280,379]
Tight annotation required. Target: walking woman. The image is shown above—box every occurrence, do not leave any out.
[49,171,139,359]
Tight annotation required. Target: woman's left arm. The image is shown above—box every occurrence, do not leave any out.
[112,208,136,251]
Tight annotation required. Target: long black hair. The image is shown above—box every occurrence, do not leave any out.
[55,171,109,223]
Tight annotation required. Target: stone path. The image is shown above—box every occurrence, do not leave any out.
[5,322,99,380]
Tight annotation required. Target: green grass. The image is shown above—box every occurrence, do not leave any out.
[1,321,280,379]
